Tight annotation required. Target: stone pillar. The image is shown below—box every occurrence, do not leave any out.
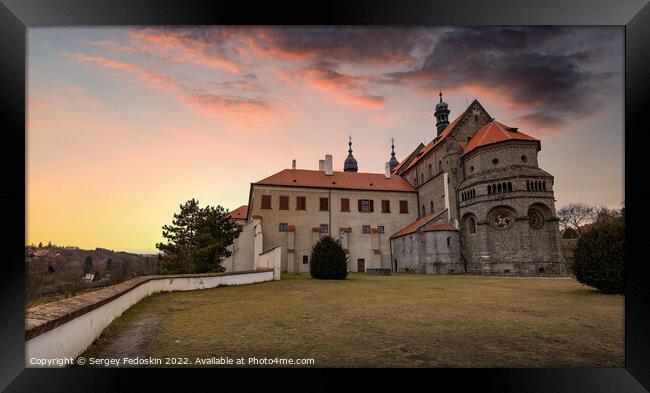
[253,216,263,268]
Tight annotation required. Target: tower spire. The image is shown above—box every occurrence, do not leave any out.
[343,135,358,172]
[434,90,450,137]
[388,137,399,171]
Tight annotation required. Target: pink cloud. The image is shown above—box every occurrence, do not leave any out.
[129,29,242,74]
[294,63,385,110]
[72,53,182,91]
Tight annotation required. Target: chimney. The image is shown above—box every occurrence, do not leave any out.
[325,154,333,176]
[384,162,391,179]
[292,159,296,170]
[319,159,325,171]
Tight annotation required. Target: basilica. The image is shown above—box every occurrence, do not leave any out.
[223,94,566,276]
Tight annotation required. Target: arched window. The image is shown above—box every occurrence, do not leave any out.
[428,164,432,178]
[447,237,451,248]
[542,181,546,191]
[421,173,424,184]
[497,183,502,193]
[422,205,426,217]
[438,160,442,173]
[508,182,512,192]
[465,215,477,234]
[488,185,492,195]
[526,181,530,191]
[430,201,434,214]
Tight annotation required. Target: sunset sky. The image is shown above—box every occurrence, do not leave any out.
[27,26,624,253]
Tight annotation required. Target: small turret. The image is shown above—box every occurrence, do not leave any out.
[343,135,358,172]
[434,90,450,136]
[388,137,399,171]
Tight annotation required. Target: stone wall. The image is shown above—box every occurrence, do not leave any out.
[25,270,274,367]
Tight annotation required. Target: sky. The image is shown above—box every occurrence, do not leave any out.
[27,26,624,253]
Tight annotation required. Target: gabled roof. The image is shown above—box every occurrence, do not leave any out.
[254,169,416,192]
[463,121,538,156]
[423,220,458,232]
[391,142,425,174]
[390,209,449,239]
[228,205,248,220]
[401,99,488,173]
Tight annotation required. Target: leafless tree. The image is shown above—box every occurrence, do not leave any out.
[557,203,596,235]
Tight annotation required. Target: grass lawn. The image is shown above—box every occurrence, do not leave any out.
[81,273,624,368]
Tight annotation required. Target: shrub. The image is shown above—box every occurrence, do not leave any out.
[573,222,624,294]
[310,235,348,280]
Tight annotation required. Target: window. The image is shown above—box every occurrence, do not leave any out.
[340,198,350,212]
[447,237,451,248]
[430,201,434,214]
[428,164,432,178]
[320,224,329,233]
[261,195,271,209]
[413,177,417,187]
[381,200,390,213]
[378,225,385,234]
[319,197,329,211]
[362,225,371,234]
[421,173,424,184]
[399,200,409,214]
[279,195,289,210]
[278,223,288,232]
[358,199,373,213]
[521,155,528,162]
[438,160,442,173]
[422,205,426,217]
[296,196,306,210]
[470,165,474,173]
[467,216,476,234]
[302,255,309,264]
[492,158,499,165]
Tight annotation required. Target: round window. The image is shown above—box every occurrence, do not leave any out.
[521,155,528,162]
[528,209,544,229]
[489,209,515,229]
[492,158,499,165]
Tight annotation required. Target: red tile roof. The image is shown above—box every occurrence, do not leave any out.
[463,121,538,156]
[390,212,439,239]
[254,169,416,192]
[402,115,462,172]
[228,205,248,220]
[391,143,424,174]
[423,220,458,232]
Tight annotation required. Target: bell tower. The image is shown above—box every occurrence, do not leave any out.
[434,90,450,136]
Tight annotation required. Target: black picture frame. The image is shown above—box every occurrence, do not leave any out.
[1,0,648,391]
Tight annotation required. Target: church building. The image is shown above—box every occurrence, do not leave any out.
[224,95,566,276]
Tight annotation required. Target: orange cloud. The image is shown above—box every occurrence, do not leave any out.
[129,29,242,74]
[295,64,385,110]
[72,53,182,91]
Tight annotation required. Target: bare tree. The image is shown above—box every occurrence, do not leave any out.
[557,203,595,235]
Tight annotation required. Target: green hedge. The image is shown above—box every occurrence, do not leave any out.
[573,222,624,294]
[310,235,348,280]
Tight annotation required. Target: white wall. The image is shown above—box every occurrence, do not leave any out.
[26,270,273,367]
[257,246,282,281]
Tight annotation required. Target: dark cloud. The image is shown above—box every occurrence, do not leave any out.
[126,26,622,127]
[387,26,622,129]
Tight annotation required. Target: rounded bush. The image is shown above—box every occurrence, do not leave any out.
[573,222,624,294]
[310,235,348,280]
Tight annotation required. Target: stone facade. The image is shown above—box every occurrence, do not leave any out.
[226,98,566,276]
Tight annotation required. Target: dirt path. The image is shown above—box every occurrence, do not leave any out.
[81,306,161,366]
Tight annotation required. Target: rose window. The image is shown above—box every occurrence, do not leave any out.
[528,209,545,229]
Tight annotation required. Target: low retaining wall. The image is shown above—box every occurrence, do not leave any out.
[25,269,274,367]
[366,268,392,275]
